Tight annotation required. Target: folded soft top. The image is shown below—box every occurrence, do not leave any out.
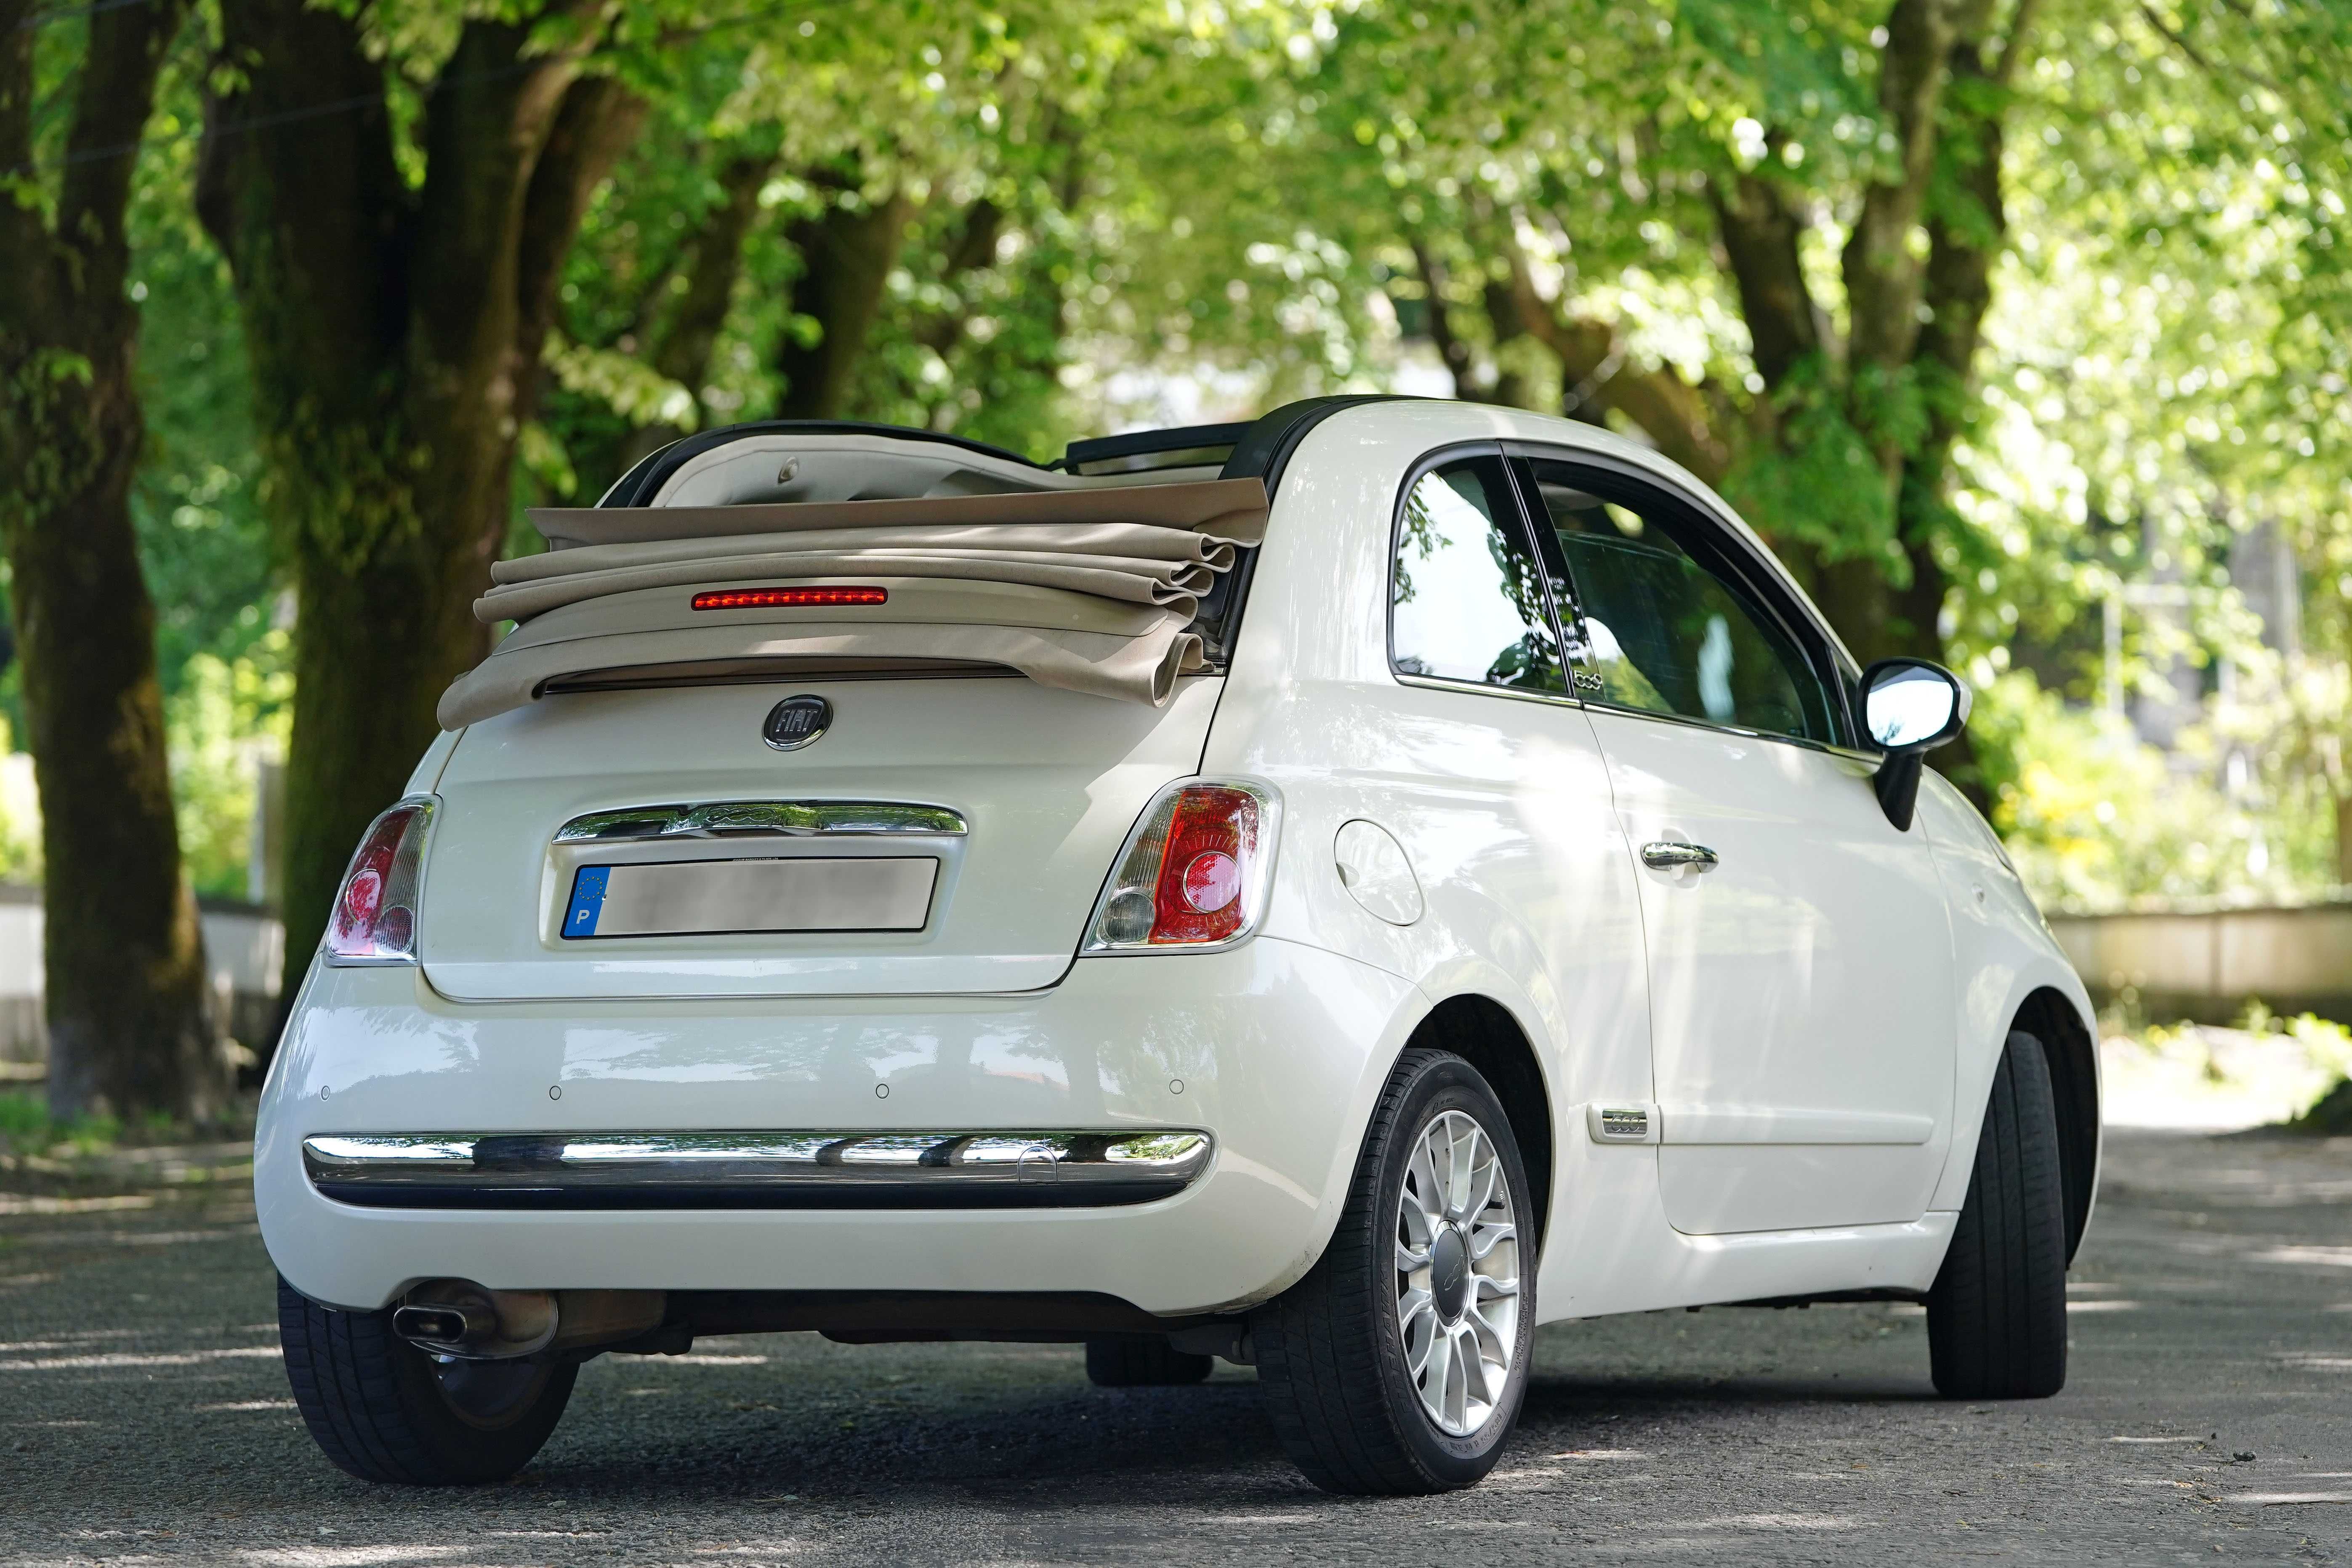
[436,477,1271,729]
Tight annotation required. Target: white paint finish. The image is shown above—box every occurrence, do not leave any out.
[403,727,461,795]
[1588,708,1958,1234]
[1332,819,1423,925]
[258,939,1423,1314]
[1912,771,2102,1229]
[1658,1105,1935,1145]
[1585,1211,1960,1312]
[420,675,1219,1000]
[1658,1144,1947,1233]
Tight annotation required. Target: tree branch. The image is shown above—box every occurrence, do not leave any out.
[914,195,1003,356]
[1993,0,2045,85]
[412,10,598,381]
[199,0,410,397]
[55,0,188,305]
[774,168,916,420]
[513,71,649,425]
[647,145,774,391]
[1408,236,1480,401]
[1707,167,1831,391]
[1497,234,1732,485]
[1842,0,1971,374]
[0,0,41,295]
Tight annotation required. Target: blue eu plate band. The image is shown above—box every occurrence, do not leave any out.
[564,865,611,938]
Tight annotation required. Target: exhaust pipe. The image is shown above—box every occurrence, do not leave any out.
[390,1301,496,1349]
[392,1279,663,1360]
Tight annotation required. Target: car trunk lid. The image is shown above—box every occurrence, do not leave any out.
[417,675,1219,1001]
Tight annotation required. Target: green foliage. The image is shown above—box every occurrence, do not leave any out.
[0,1089,120,1156]
[1971,670,2335,909]
[125,33,273,630]
[166,634,290,899]
[1724,356,1900,568]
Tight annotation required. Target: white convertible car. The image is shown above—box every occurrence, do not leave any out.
[258,398,2099,1494]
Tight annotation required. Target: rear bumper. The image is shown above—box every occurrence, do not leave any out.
[300,1128,1213,1209]
[256,937,1420,1315]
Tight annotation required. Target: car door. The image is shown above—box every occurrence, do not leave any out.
[1508,450,1957,1234]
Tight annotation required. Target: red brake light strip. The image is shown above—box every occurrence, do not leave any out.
[692,586,889,610]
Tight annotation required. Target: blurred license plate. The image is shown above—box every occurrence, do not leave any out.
[561,858,937,939]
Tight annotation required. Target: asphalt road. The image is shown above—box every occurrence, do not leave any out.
[3,1128,2348,1565]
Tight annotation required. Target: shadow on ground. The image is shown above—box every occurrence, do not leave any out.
[3,1130,2348,1564]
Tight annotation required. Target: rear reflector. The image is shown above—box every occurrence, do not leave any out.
[1083,779,1280,952]
[692,586,889,610]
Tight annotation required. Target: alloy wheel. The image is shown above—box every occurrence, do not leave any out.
[1393,1108,1522,1436]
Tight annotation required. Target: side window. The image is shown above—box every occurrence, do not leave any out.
[1517,459,1835,741]
[1390,456,1567,695]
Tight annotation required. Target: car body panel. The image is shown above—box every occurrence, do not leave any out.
[418,675,1221,1001]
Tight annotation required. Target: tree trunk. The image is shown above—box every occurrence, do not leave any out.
[775,183,916,420]
[515,75,653,443]
[198,2,644,1025]
[0,0,221,1121]
[588,144,777,486]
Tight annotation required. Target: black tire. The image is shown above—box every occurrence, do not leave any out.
[1084,1337,1213,1387]
[1927,1031,2069,1399]
[1252,1048,1536,1495]
[278,1277,578,1484]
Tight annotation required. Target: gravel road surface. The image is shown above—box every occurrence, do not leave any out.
[3,1128,2348,1565]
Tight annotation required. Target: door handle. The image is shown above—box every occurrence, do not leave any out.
[1640,840,1719,871]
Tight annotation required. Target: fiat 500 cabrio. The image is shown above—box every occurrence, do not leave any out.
[259,396,2098,1494]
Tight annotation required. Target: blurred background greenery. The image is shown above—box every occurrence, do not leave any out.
[24,0,2335,913]
[4,0,2352,1124]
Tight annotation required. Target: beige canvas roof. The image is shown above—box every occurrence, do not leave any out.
[436,476,1269,729]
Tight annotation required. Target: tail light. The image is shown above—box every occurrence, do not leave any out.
[1083,779,1281,952]
[323,796,437,966]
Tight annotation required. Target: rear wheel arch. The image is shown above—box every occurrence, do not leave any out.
[1400,993,1555,1253]
[2011,987,2099,1263]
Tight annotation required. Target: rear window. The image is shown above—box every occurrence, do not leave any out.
[1389,456,1567,694]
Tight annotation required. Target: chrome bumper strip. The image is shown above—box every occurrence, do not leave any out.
[301,1130,1213,1211]
[554,800,966,842]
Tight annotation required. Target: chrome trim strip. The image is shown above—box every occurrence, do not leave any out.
[1391,671,1587,711]
[302,1129,1212,1210]
[555,800,967,842]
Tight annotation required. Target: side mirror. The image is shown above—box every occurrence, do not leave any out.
[1858,659,1971,832]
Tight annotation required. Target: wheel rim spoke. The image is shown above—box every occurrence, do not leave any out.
[1423,1318,1453,1414]
[1468,1220,1515,1262]
[1456,1143,1498,1223]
